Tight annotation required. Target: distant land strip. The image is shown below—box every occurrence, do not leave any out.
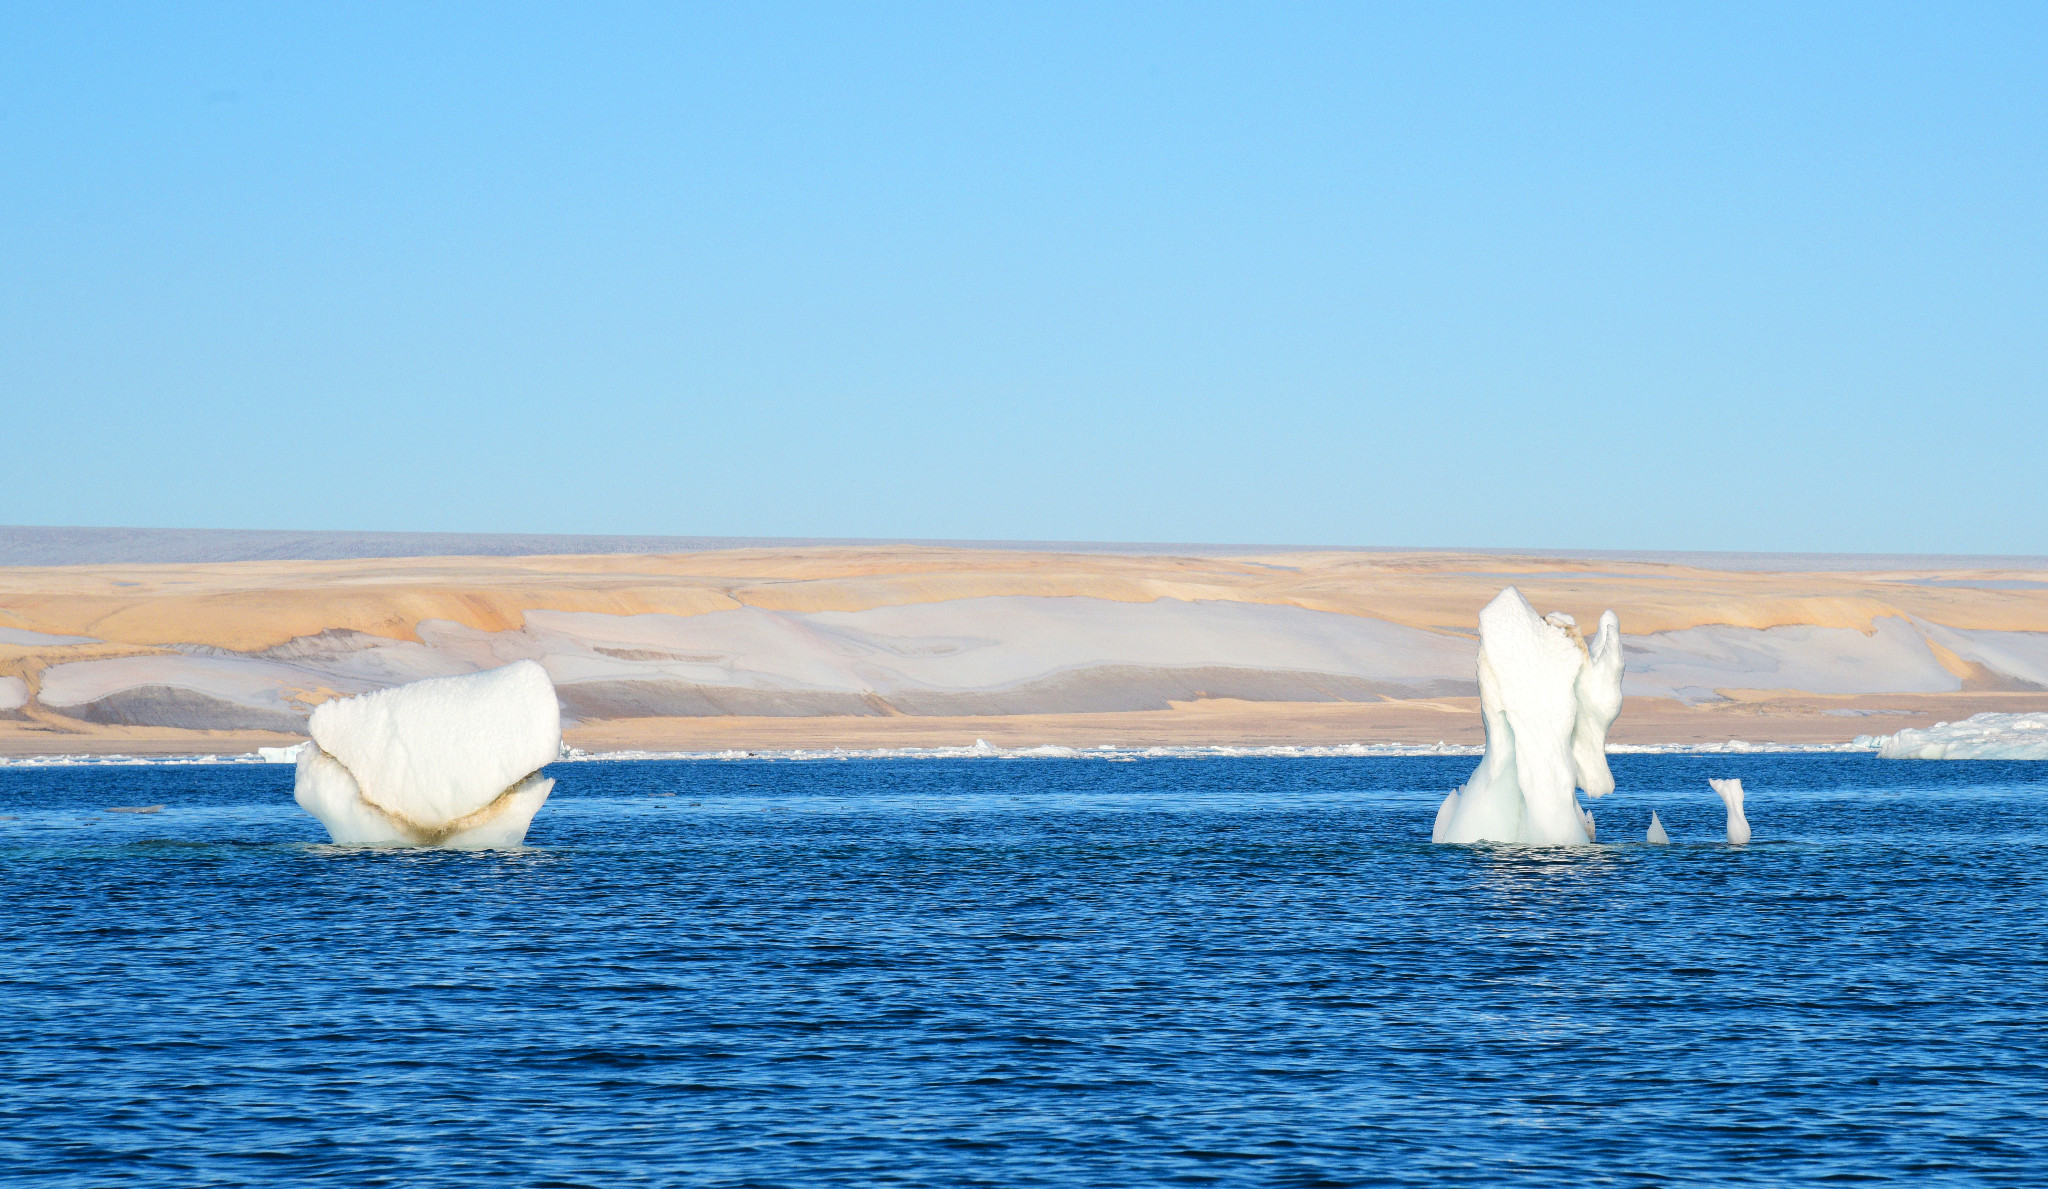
[4,538,2048,755]
[5,525,2046,572]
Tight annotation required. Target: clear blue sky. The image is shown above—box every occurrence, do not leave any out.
[3,3,2043,553]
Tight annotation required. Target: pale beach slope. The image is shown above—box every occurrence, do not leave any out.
[3,538,2047,756]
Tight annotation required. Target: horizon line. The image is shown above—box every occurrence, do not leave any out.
[4,524,2047,573]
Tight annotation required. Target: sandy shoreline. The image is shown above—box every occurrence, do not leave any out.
[8,692,2048,759]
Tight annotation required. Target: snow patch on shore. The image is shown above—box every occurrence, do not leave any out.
[1622,617,1962,699]
[0,627,99,646]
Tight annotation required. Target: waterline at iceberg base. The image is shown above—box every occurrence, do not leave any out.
[292,660,562,847]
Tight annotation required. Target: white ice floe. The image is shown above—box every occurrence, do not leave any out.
[1709,778,1750,845]
[258,742,309,763]
[1646,812,1670,845]
[293,660,561,847]
[1432,588,1625,846]
[1610,740,1873,754]
[1857,712,2048,760]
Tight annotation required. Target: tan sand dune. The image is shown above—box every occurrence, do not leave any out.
[3,545,2045,755]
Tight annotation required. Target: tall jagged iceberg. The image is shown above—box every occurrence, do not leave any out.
[293,660,562,848]
[1432,587,1624,846]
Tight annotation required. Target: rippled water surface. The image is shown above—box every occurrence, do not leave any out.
[3,754,2045,1186]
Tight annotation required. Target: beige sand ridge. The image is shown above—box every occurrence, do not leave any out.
[2,546,2045,756]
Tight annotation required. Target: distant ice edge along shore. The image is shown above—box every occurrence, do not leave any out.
[31,723,2048,763]
[1856,712,2048,760]
[14,712,2048,766]
[1,739,1884,767]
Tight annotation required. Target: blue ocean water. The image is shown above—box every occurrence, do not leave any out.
[1,754,2044,1187]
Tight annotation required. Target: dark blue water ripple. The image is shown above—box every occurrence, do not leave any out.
[2,754,2044,1186]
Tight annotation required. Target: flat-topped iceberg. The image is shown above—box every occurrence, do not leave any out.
[1433,588,1624,846]
[1858,712,2048,760]
[293,660,562,847]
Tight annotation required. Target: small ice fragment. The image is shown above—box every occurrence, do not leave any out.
[1646,811,1669,845]
[1708,778,1750,846]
